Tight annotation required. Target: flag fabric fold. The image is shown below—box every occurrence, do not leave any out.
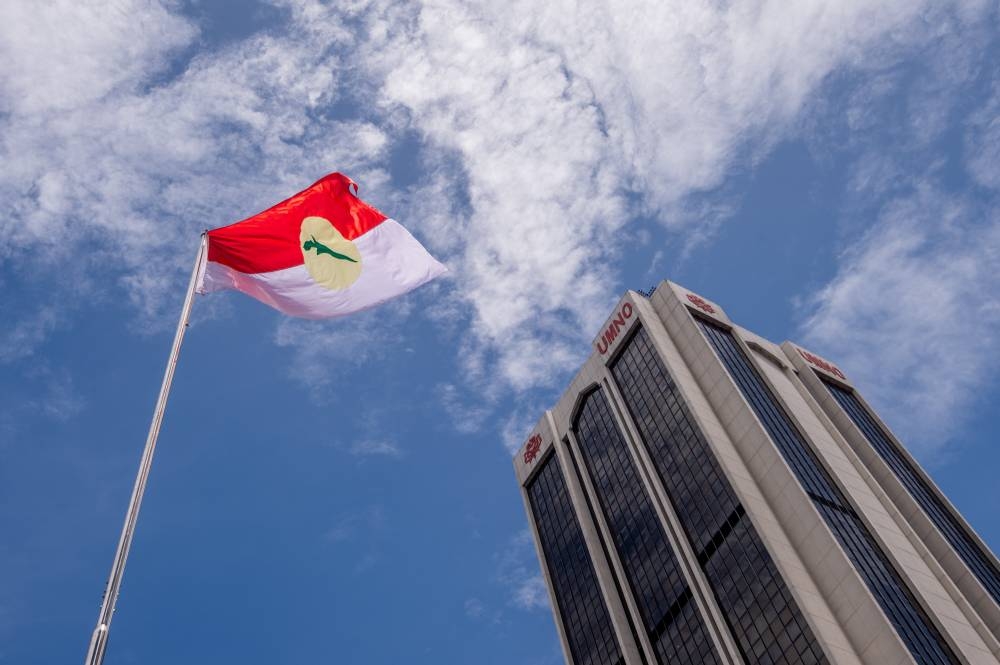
[197,173,446,319]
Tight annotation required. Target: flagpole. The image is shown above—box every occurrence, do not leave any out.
[83,234,207,665]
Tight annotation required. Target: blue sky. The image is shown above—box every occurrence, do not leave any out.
[2,1,999,663]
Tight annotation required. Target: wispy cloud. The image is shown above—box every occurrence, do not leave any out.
[323,504,389,577]
[0,0,384,324]
[0,307,59,364]
[801,189,1000,460]
[965,81,1000,191]
[436,383,491,435]
[798,12,1000,460]
[512,575,550,612]
[274,305,406,392]
[324,504,386,544]
[348,439,403,459]
[35,370,85,421]
[0,1,196,117]
[495,529,550,612]
[0,367,85,433]
[354,0,988,391]
[1,0,995,446]
[464,597,485,619]
[500,406,540,455]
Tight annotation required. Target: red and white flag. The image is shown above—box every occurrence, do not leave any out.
[197,173,446,318]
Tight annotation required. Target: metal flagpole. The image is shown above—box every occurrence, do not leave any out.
[83,234,207,665]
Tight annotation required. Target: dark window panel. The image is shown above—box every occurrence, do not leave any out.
[697,318,959,665]
[528,455,625,665]
[574,388,722,665]
[611,326,828,665]
[824,379,1000,606]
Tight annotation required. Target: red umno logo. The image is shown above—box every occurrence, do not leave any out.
[523,434,542,464]
[596,302,635,355]
[686,293,716,314]
[798,348,846,380]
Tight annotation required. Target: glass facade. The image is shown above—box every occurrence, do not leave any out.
[697,318,959,665]
[824,379,1000,606]
[611,326,828,665]
[573,387,722,665]
[527,453,624,665]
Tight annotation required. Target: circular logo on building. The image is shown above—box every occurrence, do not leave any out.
[299,216,362,290]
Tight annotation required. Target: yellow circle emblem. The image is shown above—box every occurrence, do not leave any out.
[299,216,363,290]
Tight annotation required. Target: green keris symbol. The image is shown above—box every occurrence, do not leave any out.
[303,235,358,263]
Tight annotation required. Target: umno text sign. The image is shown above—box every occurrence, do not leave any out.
[596,302,635,355]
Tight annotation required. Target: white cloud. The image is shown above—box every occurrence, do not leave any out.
[361,0,628,388]
[436,383,491,434]
[349,439,403,458]
[0,0,383,325]
[274,305,406,390]
[0,367,85,426]
[0,307,59,364]
[800,188,1000,458]
[500,405,540,455]
[353,0,992,390]
[324,504,385,543]
[513,575,550,612]
[464,597,485,618]
[798,13,1000,460]
[1,0,995,430]
[966,83,1000,191]
[37,371,86,422]
[0,1,196,116]
[495,529,550,612]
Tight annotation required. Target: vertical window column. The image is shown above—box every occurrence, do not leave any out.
[612,326,828,665]
[528,454,625,665]
[698,318,959,665]
[824,379,1000,606]
[574,387,721,665]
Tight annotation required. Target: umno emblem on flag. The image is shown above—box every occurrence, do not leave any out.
[523,434,543,464]
[198,173,446,319]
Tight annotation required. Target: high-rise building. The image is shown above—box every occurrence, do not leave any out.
[513,281,1000,665]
